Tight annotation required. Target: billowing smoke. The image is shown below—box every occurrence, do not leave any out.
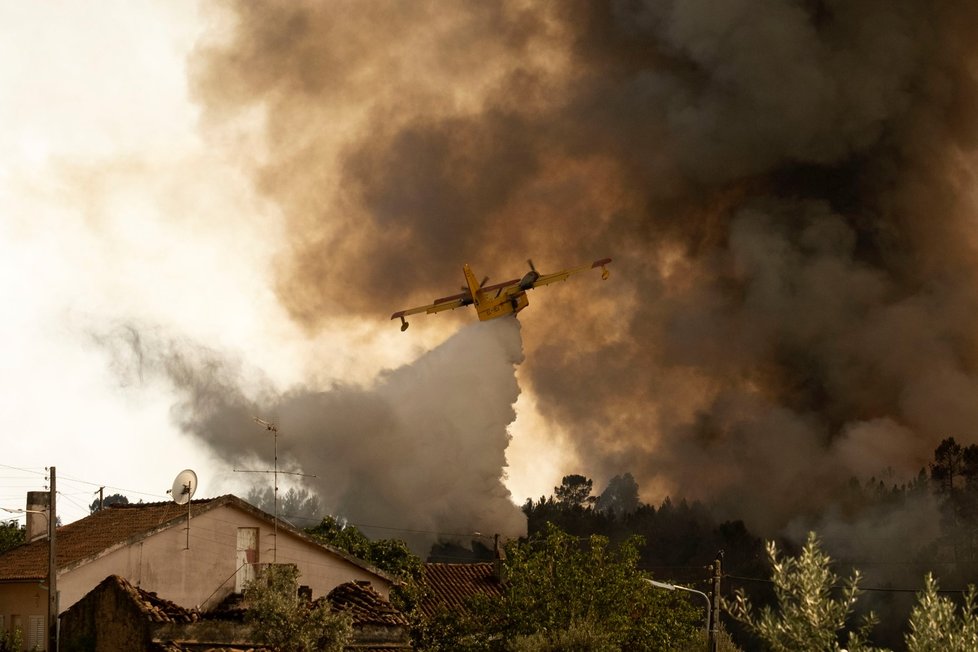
[99,319,526,550]
[186,0,978,538]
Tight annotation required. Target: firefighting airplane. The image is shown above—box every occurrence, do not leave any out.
[391,257,612,331]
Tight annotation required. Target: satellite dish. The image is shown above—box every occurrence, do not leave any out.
[170,469,198,506]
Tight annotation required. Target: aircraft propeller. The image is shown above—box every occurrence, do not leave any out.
[519,259,540,290]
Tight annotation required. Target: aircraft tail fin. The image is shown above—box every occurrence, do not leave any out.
[463,264,484,305]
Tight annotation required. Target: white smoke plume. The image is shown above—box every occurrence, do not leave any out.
[99,318,527,551]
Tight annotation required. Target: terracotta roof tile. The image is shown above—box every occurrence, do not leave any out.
[0,497,224,581]
[326,581,409,627]
[101,575,199,623]
[152,645,272,652]
[420,562,503,618]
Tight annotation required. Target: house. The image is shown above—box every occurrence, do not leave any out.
[0,494,395,651]
[59,573,412,651]
[59,574,251,652]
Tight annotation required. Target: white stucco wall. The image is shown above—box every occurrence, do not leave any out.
[56,503,391,613]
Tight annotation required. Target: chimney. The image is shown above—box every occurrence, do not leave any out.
[26,491,49,542]
[492,534,507,584]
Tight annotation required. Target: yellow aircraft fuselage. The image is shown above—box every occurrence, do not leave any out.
[463,263,530,321]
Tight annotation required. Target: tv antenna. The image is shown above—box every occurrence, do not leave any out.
[167,469,198,550]
[234,416,316,562]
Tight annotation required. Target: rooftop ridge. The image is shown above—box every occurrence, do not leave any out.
[105,495,225,509]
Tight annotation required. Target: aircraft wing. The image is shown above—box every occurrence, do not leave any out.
[527,257,612,289]
[390,294,471,321]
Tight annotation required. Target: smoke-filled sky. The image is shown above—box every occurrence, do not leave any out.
[4,1,978,545]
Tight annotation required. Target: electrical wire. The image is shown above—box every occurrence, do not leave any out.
[723,573,971,594]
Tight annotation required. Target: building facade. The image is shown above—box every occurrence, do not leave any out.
[0,495,394,651]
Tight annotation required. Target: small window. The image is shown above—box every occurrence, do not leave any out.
[27,615,44,650]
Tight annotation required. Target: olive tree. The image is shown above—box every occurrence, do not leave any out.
[725,532,883,652]
[906,574,978,652]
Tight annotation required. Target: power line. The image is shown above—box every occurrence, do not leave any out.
[0,463,47,476]
[55,473,167,499]
[723,574,972,594]
[56,491,89,515]
[0,464,166,500]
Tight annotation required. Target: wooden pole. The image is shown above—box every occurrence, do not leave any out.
[48,467,57,652]
[710,550,723,652]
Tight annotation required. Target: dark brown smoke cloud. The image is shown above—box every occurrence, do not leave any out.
[189,1,978,533]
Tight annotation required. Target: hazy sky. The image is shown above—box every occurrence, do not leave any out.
[0,2,572,526]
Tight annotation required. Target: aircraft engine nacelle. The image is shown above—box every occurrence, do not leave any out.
[518,270,539,290]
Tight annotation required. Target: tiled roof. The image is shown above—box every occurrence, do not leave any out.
[420,562,503,617]
[0,495,394,585]
[326,581,410,627]
[71,574,406,651]
[99,575,199,623]
[75,577,278,651]
[0,497,222,581]
[153,644,272,651]
[197,649,271,652]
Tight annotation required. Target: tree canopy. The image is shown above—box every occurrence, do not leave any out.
[554,474,597,509]
[595,472,640,517]
[723,530,978,652]
[306,515,423,613]
[906,574,978,652]
[726,532,880,652]
[88,492,130,514]
[244,563,352,652]
[0,520,24,555]
[416,524,701,651]
[247,486,322,527]
[501,525,701,650]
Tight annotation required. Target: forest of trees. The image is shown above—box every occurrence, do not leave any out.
[398,437,978,649]
[508,438,978,650]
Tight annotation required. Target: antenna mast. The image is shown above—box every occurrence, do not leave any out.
[234,416,316,563]
[255,417,280,562]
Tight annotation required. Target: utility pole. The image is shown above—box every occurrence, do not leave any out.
[48,466,57,652]
[98,486,104,511]
[710,549,723,652]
